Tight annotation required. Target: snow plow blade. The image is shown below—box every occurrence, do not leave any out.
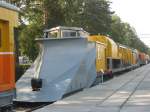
[15,38,96,102]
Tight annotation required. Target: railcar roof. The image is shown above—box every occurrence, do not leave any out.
[44,26,86,32]
[0,1,19,12]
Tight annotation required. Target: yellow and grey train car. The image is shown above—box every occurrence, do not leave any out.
[88,35,120,77]
[15,26,150,103]
[118,44,139,68]
[88,35,140,78]
[0,1,19,109]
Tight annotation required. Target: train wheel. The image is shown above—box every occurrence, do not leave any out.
[0,105,13,112]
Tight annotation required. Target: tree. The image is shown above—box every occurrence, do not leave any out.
[15,0,114,60]
[13,0,149,61]
[43,0,65,28]
[19,24,43,60]
[14,0,44,60]
[109,15,149,53]
[62,0,113,34]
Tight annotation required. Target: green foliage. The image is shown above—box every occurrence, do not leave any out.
[43,0,65,28]
[14,0,149,61]
[19,24,43,60]
[109,15,149,53]
[16,64,31,81]
[61,0,113,34]
[14,0,44,60]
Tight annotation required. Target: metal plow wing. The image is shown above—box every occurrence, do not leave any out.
[15,38,96,102]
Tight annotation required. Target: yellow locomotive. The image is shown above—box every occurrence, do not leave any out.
[88,35,140,78]
[88,34,148,79]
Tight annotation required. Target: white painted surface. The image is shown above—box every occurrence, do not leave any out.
[0,52,14,55]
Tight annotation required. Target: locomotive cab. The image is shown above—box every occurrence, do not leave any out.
[31,26,89,91]
[43,26,89,38]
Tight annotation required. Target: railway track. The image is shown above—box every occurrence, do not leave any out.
[12,77,113,112]
[12,66,146,112]
[118,66,150,111]
[95,65,147,106]
[13,102,52,112]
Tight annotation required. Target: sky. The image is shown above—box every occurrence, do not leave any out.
[110,0,150,47]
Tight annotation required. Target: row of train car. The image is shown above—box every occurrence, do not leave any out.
[15,26,150,103]
[0,1,150,111]
[88,35,150,78]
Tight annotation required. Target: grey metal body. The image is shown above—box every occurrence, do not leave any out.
[0,1,19,12]
[0,89,15,107]
[15,38,96,102]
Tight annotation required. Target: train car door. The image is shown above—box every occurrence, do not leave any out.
[0,20,15,91]
[96,42,106,75]
[0,20,3,85]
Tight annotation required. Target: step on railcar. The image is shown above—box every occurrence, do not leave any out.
[0,1,19,109]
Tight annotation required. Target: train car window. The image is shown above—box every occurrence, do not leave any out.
[78,30,89,38]
[97,45,102,60]
[62,30,77,38]
[48,31,58,38]
[70,32,76,37]
[43,32,48,38]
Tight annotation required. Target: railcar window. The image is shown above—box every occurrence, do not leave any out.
[78,31,89,38]
[70,32,76,37]
[62,30,77,38]
[48,31,58,38]
[97,45,102,60]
